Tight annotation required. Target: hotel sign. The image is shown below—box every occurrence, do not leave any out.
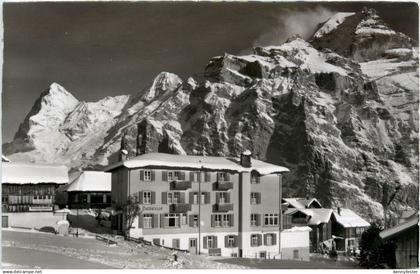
[141,205,164,211]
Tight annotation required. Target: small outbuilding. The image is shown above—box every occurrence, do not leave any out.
[380,211,418,269]
[66,171,111,209]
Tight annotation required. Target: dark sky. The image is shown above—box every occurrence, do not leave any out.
[2,1,418,142]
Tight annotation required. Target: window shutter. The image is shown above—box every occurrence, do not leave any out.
[216,192,220,203]
[153,214,159,228]
[162,171,168,181]
[205,192,210,204]
[151,171,155,181]
[229,214,234,227]
[151,192,156,204]
[180,172,185,180]
[256,214,261,226]
[233,235,238,247]
[264,234,268,246]
[189,192,194,204]
[189,215,194,227]
[226,192,230,203]
[211,214,215,227]
[205,172,211,182]
[257,193,261,204]
[272,233,277,245]
[189,172,194,182]
[225,236,229,247]
[197,172,201,183]
[140,170,144,181]
[257,176,261,184]
[139,191,143,204]
[160,214,165,228]
[226,173,230,181]
[258,234,262,246]
[250,235,254,246]
[203,237,207,249]
[161,192,167,204]
[138,214,143,228]
[213,236,218,248]
[180,192,186,203]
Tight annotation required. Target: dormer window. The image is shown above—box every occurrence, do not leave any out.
[217,172,230,182]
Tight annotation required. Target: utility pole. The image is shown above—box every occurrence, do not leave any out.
[278,174,283,259]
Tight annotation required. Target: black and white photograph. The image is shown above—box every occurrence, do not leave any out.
[1,0,419,271]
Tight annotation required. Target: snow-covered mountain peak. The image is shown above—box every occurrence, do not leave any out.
[142,72,183,102]
[313,12,356,39]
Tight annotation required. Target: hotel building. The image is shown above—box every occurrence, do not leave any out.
[106,151,311,259]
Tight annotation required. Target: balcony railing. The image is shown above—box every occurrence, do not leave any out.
[215,181,233,190]
[170,181,192,191]
[213,203,233,212]
[169,203,191,213]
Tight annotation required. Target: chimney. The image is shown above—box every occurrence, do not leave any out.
[337,207,341,215]
[240,150,252,168]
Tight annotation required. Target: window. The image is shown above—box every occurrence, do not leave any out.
[201,193,206,204]
[251,174,260,184]
[143,214,153,229]
[222,214,230,227]
[265,234,275,245]
[214,215,222,227]
[167,192,181,204]
[192,193,199,204]
[250,193,259,204]
[164,214,180,228]
[218,192,228,204]
[293,250,299,259]
[181,213,188,225]
[144,170,152,181]
[168,171,181,181]
[227,235,236,247]
[143,191,152,204]
[264,214,279,226]
[207,236,216,249]
[251,234,259,247]
[192,215,199,227]
[217,172,227,182]
[212,214,232,227]
[251,214,258,226]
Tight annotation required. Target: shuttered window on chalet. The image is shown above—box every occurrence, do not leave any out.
[163,171,186,181]
[140,170,155,181]
[264,233,277,246]
[203,236,218,249]
[250,234,262,247]
[138,191,156,204]
[225,235,237,248]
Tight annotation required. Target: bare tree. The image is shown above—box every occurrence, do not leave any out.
[122,195,142,237]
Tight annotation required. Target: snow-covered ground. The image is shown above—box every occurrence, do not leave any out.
[1,230,246,269]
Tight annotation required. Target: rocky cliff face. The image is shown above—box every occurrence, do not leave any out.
[3,8,418,223]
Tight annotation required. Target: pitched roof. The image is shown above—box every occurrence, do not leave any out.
[2,155,11,162]
[2,162,69,184]
[333,208,370,228]
[66,171,111,192]
[284,208,333,225]
[105,152,289,175]
[380,212,419,240]
[283,197,322,208]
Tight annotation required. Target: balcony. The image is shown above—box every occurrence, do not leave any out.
[213,203,233,212]
[214,181,233,191]
[169,203,191,213]
[170,181,192,191]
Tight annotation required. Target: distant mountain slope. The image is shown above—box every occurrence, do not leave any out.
[3,8,418,222]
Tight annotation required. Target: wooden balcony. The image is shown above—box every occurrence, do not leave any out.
[170,181,192,190]
[213,203,233,212]
[169,203,191,213]
[215,181,233,190]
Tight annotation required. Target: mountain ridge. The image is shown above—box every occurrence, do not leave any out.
[3,8,419,223]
